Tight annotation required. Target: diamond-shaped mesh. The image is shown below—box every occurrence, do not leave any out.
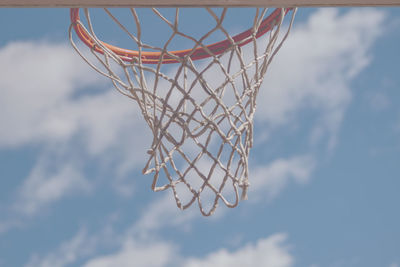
[69,7,296,216]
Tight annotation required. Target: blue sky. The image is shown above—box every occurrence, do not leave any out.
[0,7,399,267]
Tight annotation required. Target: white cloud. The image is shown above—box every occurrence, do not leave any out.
[14,158,91,215]
[185,233,293,267]
[250,155,315,201]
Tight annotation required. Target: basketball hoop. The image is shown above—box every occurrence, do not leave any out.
[69,7,297,216]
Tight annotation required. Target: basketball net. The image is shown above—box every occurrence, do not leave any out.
[69,7,297,216]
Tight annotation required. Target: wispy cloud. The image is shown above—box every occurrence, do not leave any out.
[367,91,391,111]
[14,158,91,216]
[24,228,97,267]
[83,238,178,267]
[0,219,22,234]
[70,231,292,267]
[131,193,199,235]
[250,155,315,201]
[22,217,178,267]
[130,155,315,233]
[256,8,386,149]
[185,233,292,267]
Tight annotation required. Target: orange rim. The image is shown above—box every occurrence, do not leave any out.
[70,8,291,64]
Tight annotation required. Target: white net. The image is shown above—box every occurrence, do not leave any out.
[69,7,296,216]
